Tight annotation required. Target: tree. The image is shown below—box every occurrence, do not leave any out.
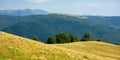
[56,35,63,43]
[59,32,70,43]
[32,36,40,41]
[55,32,70,43]
[83,33,90,39]
[47,36,56,44]
[80,33,90,41]
[69,34,78,42]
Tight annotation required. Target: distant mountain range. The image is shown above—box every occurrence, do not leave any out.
[0,14,120,44]
[0,9,48,16]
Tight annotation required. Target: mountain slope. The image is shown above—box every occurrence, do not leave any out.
[0,15,24,29]
[0,9,48,16]
[0,31,120,60]
[55,42,120,59]
[0,31,85,60]
[1,14,120,44]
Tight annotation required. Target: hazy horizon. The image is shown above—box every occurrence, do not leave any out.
[0,0,120,16]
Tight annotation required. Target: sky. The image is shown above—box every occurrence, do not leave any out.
[0,0,120,16]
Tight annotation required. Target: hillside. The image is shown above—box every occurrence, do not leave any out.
[0,31,120,60]
[55,42,120,59]
[1,14,120,44]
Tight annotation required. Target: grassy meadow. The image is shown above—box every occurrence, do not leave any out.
[0,31,120,60]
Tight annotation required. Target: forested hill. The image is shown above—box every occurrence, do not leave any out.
[0,14,120,44]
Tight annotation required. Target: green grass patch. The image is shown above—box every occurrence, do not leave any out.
[0,55,9,60]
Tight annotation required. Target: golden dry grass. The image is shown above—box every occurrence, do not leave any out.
[55,42,120,60]
[0,31,120,60]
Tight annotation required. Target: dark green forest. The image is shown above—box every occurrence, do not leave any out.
[0,14,120,44]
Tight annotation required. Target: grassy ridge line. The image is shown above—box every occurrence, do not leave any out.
[0,32,99,60]
[55,41,120,60]
[0,31,120,60]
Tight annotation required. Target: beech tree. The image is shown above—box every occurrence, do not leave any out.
[47,36,56,44]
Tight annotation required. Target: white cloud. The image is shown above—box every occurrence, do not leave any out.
[24,0,51,3]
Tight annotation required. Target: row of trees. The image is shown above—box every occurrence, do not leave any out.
[47,32,78,44]
[46,32,102,44]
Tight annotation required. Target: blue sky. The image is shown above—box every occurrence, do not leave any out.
[0,0,120,16]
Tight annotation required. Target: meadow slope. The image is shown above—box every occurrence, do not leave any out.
[0,31,120,60]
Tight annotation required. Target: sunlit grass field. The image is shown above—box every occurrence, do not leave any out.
[0,31,120,60]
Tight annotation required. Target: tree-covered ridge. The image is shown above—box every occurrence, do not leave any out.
[0,14,120,44]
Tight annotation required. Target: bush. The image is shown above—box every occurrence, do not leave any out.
[80,38,89,41]
[97,39,103,42]
[32,36,40,41]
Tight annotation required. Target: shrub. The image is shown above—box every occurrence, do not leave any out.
[32,36,40,41]
[97,39,103,42]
